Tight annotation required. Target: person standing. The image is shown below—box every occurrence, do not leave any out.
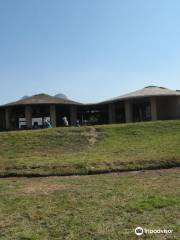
[62,116,69,127]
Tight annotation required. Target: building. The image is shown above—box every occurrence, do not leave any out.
[99,86,180,124]
[0,94,81,130]
[0,86,180,131]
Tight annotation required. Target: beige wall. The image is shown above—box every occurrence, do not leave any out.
[150,97,158,121]
[25,106,32,129]
[125,100,133,123]
[50,105,57,127]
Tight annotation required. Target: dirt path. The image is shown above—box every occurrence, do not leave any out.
[2,167,177,195]
[84,127,99,145]
[0,167,179,180]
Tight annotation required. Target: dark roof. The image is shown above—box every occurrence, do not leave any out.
[1,94,82,107]
[100,86,180,104]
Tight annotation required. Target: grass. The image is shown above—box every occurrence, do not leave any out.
[0,120,179,239]
[0,120,180,176]
[0,168,179,239]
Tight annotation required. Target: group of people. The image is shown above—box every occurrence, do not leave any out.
[43,116,80,128]
[62,117,80,127]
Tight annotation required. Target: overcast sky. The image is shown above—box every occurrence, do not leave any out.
[0,0,180,104]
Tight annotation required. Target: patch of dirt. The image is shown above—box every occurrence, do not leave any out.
[84,127,100,146]
[21,179,68,194]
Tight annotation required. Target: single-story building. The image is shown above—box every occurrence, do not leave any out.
[99,85,180,124]
[0,94,82,130]
[0,86,180,131]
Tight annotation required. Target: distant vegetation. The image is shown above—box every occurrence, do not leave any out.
[54,93,68,99]
[21,93,68,100]
[0,120,180,177]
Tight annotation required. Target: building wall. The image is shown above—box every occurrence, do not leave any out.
[0,109,5,130]
[115,102,125,123]
[157,96,180,120]
[169,96,180,118]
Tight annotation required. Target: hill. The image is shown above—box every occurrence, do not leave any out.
[0,120,180,177]
[0,121,180,239]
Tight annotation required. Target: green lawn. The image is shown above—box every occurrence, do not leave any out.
[0,121,179,239]
[0,120,180,176]
[0,168,179,239]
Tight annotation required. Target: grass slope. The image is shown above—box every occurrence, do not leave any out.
[0,169,179,239]
[0,120,180,176]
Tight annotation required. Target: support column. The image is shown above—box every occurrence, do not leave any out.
[25,105,32,129]
[70,106,77,126]
[108,103,116,124]
[150,97,157,121]
[50,105,57,127]
[125,100,133,123]
[5,108,11,130]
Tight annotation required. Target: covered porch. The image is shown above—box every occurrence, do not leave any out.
[1,104,78,130]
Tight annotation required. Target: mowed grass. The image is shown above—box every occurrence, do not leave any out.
[0,121,180,176]
[0,120,180,176]
[0,169,179,239]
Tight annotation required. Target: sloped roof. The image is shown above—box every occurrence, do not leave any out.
[100,86,180,103]
[1,86,180,108]
[2,94,82,107]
